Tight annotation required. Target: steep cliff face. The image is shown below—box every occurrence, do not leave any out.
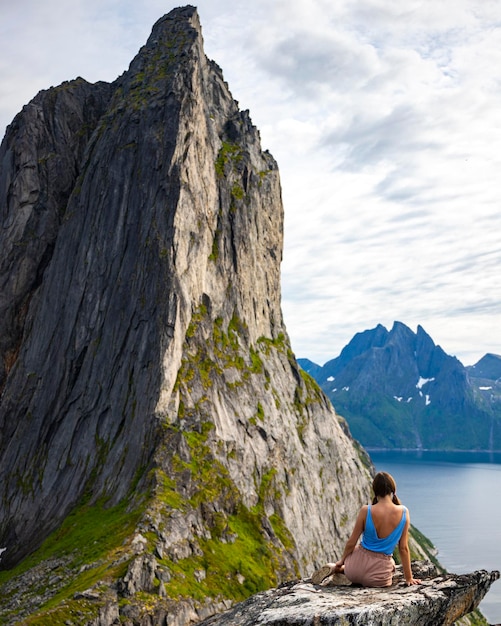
[0,78,114,390]
[0,7,374,624]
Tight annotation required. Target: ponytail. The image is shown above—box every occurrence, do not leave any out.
[372,492,401,505]
[372,472,401,504]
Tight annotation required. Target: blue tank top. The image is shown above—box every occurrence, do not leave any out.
[361,504,407,555]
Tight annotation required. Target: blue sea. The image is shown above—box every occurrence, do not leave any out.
[369,450,501,624]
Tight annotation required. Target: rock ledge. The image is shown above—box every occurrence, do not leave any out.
[199,562,500,626]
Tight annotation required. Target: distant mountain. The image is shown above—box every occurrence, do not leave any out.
[466,353,501,381]
[299,322,501,451]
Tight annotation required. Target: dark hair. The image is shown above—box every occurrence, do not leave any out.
[372,471,401,505]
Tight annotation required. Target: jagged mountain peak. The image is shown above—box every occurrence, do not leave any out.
[320,322,442,387]
[302,322,501,450]
[0,3,283,567]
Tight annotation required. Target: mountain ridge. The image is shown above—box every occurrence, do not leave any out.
[299,321,501,450]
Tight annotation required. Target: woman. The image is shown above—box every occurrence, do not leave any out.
[312,471,421,587]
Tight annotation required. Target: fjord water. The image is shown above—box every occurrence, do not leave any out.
[369,450,501,624]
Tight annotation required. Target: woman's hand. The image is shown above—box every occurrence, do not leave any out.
[405,577,421,586]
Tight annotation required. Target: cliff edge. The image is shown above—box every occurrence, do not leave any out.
[200,562,500,626]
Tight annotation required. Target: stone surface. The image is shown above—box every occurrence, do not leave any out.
[199,563,500,626]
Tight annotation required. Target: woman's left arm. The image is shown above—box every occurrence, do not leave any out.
[398,509,421,585]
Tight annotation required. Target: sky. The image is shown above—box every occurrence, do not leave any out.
[1,0,500,367]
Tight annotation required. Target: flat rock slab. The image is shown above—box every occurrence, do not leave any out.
[200,563,500,626]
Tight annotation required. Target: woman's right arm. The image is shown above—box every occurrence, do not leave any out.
[335,505,367,569]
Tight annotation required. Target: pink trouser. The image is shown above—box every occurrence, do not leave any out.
[344,544,396,587]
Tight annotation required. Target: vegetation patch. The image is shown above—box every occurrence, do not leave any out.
[408,525,444,571]
[0,496,145,624]
[161,503,279,602]
[162,456,293,603]
[257,332,286,356]
[299,369,324,405]
[215,141,242,178]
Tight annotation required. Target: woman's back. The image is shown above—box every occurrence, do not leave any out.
[369,501,405,539]
[316,471,421,587]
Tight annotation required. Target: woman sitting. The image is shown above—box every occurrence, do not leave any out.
[312,471,421,587]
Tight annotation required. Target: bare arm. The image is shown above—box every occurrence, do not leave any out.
[398,509,421,585]
[335,505,367,569]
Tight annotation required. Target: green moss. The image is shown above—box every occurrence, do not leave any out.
[159,460,294,603]
[208,234,219,262]
[293,385,304,414]
[23,598,100,625]
[177,424,239,509]
[160,448,275,601]
[255,402,265,422]
[269,514,295,552]
[255,468,277,508]
[231,182,245,200]
[186,304,208,339]
[0,497,145,623]
[461,610,490,626]
[215,141,242,178]
[257,170,272,186]
[257,332,286,356]
[299,369,324,405]
[162,504,278,602]
[156,470,186,511]
[249,347,263,374]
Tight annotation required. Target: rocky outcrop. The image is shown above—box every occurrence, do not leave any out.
[300,322,501,450]
[199,562,499,626]
[0,6,378,625]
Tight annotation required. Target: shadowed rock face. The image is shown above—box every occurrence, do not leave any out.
[0,78,114,390]
[0,2,371,588]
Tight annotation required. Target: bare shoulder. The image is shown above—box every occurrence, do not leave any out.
[355,504,368,522]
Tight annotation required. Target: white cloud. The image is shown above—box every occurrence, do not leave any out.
[1,0,500,367]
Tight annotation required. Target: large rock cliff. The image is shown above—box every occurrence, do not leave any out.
[0,6,376,625]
